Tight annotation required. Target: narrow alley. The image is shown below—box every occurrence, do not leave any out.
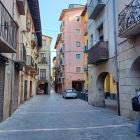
[0,91,139,140]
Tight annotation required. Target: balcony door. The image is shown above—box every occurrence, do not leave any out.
[40,69,46,80]
[41,53,46,62]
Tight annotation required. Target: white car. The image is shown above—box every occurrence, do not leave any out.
[63,88,77,99]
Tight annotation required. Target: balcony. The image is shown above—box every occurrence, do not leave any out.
[56,65,61,71]
[38,57,47,64]
[83,45,88,53]
[14,43,26,68]
[31,33,38,48]
[60,36,65,43]
[60,46,65,54]
[26,17,31,32]
[16,0,25,15]
[0,2,18,53]
[35,47,39,58]
[25,55,34,72]
[88,41,108,65]
[60,22,65,32]
[30,63,39,77]
[84,29,88,36]
[60,58,65,66]
[59,53,62,59]
[60,72,65,78]
[58,77,62,83]
[88,0,106,20]
[84,65,88,72]
[118,0,140,38]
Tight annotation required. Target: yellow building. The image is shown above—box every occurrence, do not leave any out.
[104,74,117,100]
[81,4,88,93]
[20,0,42,104]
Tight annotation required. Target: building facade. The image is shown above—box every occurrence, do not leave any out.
[117,0,140,120]
[0,0,42,122]
[87,0,117,107]
[81,4,88,93]
[37,35,52,95]
[54,4,85,93]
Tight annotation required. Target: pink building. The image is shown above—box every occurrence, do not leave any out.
[54,4,85,93]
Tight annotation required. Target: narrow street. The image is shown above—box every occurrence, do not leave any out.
[0,90,139,140]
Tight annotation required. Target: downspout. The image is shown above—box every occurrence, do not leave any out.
[9,0,16,117]
[112,0,120,116]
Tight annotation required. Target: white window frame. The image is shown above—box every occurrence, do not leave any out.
[75,28,81,35]
[75,16,81,22]
[75,53,81,60]
[75,66,82,73]
[75,41,81,47]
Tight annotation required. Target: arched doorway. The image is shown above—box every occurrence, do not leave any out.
[96,72,117,111]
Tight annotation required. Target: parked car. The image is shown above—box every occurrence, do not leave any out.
[63,88,77,99]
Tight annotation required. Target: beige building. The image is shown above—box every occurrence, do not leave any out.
[117,0,140,120]
[37,35,52,95]
[0,0,42,122]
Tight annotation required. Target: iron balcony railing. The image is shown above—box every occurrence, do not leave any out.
[84,65,88,71]
[118,0,140,35]
[88,41,108,65]
[59,53,62,59]
[26,17,31,30]
[35,63,37,72]
[83,45,88,53]
[26,55,34,67]
[60,58,65,65]
[18,43,26,62]
[40,76,46,80]
[60,22,65,30]
[60,46,65,54]
[0,1,18,51]
[41,57,46,63]
[60,36,65,42]
[60,72,65,78]
[88,0,106,20]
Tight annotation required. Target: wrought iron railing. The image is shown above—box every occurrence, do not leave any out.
[60,46,65,54]
[40,77,46,80]
[31,57,34,67]
[35,63,37,72]
[60,58,65,65]
[41,57,46,62]
[0,1,18,50]
[84,65,88,71]
[118,0,140,35]
[88,41,108,64]
[60,72,65,78]
[26,17,31,30]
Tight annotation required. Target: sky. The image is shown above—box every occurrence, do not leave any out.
[39,0,87,68]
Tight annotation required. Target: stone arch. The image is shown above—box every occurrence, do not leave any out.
[95,72,109,107]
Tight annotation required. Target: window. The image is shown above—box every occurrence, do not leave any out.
[42,40,46,46]
[76,41,81,47]
[75,16,81,22]
[40,69,46,79]
[76,54,81,60]
[75,67,81,73]
[41,53,46,62]
[75,29,81,35]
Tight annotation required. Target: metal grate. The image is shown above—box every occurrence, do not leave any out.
[0,1,18,49]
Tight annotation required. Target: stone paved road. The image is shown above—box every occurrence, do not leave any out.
[0,90,139,140]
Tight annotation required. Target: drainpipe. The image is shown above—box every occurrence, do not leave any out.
[112,0,120,116]
[9,0,16,117]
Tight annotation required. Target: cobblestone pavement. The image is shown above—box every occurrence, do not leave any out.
[0,90,139,140]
